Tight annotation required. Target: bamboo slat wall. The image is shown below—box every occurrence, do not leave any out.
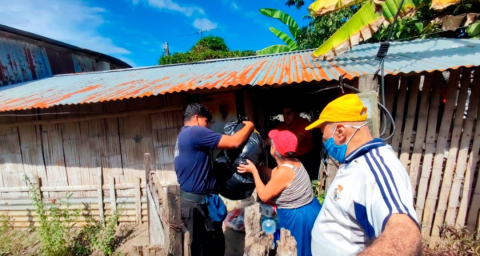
[386,68,480,243]
[0,93,185,225]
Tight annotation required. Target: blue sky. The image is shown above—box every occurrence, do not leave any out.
[0,0,311,67]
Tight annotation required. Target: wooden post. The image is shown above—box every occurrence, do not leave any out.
[276,228,297,256]
[166,184,182,255]
[244,203,273,256]
[136,177,142,224]
[109,177,117,215]
[358,74,378,92]
[383,76,398,143]
[97,167,104,226]
[144,153,152,244]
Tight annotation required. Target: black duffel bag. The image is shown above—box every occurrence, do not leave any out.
[214,117,266,200]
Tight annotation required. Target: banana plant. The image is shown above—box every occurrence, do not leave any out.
[257,8,301,55]
[309,0,417,59]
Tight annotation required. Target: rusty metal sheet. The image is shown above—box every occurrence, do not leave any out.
[0,38,479,112]
[0,37,52,86]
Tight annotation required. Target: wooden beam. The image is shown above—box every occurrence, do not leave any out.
[97,167,105,226]
[0,105,183,128]
[166,184,182,255]
[135,177,142,224]
[358,74,378,92]
[109,177,117,215]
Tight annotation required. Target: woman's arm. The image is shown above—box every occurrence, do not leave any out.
[238,160,294,202]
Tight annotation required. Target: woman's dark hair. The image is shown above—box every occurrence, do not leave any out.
[184,103,212,122]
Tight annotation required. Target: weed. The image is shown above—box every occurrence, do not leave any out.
[26,176,80,256]
[312,180,326,205]
[423,225,480,256]
[0,215,34,256]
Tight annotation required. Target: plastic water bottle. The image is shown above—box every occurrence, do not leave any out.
[261,218,276,235]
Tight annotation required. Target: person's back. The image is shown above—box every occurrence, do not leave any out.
[174,103,254,256]
[271,163,313,209]
[175,125,220,194]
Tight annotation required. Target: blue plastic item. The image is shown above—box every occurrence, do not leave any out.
[261,218,276,235]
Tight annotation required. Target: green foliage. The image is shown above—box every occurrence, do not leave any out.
[296,6,359,50]
[72,211,121,256]
[27,176,79,256]
[423,225,480,255]
[191,36,229,52]
[159,36,255,65]
[467,21,480,38]
[159,49,256,65]
[0,215,33,256]
[312,180,326,204]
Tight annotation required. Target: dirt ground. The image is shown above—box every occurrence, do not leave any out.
[114,223,245,256]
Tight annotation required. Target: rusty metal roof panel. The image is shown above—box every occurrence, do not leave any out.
[1,38,480,112]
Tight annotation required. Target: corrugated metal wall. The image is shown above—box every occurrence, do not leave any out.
[0,37,52,86]
[0,31,128,86]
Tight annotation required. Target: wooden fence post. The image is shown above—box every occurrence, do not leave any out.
[166,184,182,255]
[97,167,104,226]
[109,177,117,215]
[144,153,152,244]
[136,177,142,224]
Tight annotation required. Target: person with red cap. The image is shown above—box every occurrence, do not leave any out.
[238,129,321,256]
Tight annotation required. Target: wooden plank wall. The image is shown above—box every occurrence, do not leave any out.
[0,93,185,224]
[384,68,480,243]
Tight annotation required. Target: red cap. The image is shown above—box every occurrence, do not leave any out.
[268,129,298,156]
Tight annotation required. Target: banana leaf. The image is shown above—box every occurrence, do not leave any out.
[312,0,416,59]
[260,8,301,38]
[308,0,366,16]
[381,0,416,22]
[431,0,461,10]
[257,45,292,55]
[312,1,385,58]
[269,27,298,50]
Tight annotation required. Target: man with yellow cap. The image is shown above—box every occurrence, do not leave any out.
[307,94,421,256]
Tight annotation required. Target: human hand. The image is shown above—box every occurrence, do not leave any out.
[237,159,257,174]
[242,121,254,128]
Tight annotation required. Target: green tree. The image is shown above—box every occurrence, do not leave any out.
[158,36,255,65]
[191,36,229,52]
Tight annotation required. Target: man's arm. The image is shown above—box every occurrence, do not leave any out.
[217,121,254,149]
[358,214,422,256]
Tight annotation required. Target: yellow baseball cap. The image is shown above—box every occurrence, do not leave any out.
[306,94,368,130]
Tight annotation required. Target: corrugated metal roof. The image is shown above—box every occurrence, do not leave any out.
[1,38,479,112]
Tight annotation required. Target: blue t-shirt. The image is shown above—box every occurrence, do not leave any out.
[174,125,222,194]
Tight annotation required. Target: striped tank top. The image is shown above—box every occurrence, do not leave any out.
[271,163,314,209]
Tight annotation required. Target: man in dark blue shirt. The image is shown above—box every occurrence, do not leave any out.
[175,103,253,256]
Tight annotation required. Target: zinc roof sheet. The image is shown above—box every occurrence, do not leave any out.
[1,38,479,112]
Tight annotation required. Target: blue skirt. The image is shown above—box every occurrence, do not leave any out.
[277,199,321,256]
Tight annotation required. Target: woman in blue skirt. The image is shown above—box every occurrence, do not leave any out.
[238,129,321,256]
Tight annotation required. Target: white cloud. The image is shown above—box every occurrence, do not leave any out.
[0,0,130,56]
[134,0,204,16]
[193,18,218,31]
[232,2,239,10]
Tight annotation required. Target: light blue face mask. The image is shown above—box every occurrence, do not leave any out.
[323,123,367,164]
